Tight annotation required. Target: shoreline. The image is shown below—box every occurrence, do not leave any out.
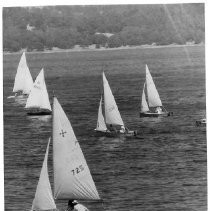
[3,43,204,55]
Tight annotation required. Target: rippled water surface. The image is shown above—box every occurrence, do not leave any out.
[4,46,206,211]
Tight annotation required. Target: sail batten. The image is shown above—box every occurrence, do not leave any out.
[32,138,56,211]
[141,83,150,112]
[95,96,107,131]
[13,52,33,94]
[53,97,100,200]
[103,72,124,126]
[145,64,162,107]
[25,69,51,111]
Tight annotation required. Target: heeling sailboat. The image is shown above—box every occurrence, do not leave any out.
[25,68,52,115]
[101,72,137,137]
[139,65,172,117]
[12,52,33,98]
[31,97,101,211]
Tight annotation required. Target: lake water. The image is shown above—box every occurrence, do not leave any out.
[3,46,206,211]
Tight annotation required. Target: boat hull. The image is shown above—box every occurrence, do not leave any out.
[26,108,52,116]
[139,111,173,118]
[195,120,206,127]
[94,130,140,138]
[14,91,28,98]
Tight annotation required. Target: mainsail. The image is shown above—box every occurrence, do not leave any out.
[13,52,33,94]
[95,96,107,132]
[141,83,149,113]
[52,97,100,200]
[102,72,124,126]
[25,69,51,111]
[32,138,56,211]
[145,64,162,107]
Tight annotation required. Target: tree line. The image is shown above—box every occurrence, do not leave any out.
[3,4,205,52]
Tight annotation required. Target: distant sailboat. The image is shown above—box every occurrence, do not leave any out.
[25,69,51,115]
[32,97,101,210]
[11,52,33,98]
[31,138,56,211]
[95,72,137,137]
[139,65,172,117]
[196,118,206,127]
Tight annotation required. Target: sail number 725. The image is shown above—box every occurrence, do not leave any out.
[71,165,84,175]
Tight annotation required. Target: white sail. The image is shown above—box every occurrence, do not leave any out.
[145,64,162,107]
[52,97,100,200]
[32,138,56,211]
[25,69,51,111]
[95,96,107,132]
[141,83,149,113]
[103,72,124,126]
[13,52,33,94]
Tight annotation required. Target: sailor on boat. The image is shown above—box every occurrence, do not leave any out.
[66,200,89,211]
[119,125,125,133]
[155,106,163,114]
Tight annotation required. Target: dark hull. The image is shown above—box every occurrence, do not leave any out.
[94,130,140,139]
[139,111,173,118]
[26,109,52,116]
[195,120,206,127]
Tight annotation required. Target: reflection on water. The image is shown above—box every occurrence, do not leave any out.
[99,137,125,151]
[14,96,27,105]
[27,115,51,123]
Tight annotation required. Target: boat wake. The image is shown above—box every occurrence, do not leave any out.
[7,95,15,99]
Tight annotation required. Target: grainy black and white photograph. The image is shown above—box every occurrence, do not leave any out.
[3,2,207,211]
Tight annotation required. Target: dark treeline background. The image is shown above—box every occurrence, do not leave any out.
[3,4,205,52]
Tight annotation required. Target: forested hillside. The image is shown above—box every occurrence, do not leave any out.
[3,4,205,52]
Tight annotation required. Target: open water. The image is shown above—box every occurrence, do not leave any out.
[3,46,206,211]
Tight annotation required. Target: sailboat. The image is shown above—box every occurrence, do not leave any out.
[31,97,101,210]
[94,72,137,138]
[196,118,206,127]
[139,65,172,117]
[11,52,33,98]
[25,69,52,115]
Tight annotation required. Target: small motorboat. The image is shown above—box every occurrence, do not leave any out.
[196,118,206,127]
